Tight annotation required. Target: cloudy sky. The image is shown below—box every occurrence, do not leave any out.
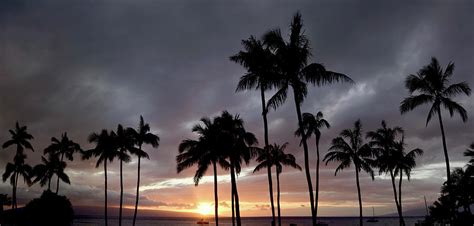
[0,0,473,217]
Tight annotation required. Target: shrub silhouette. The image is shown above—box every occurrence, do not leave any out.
[21,190,74,226]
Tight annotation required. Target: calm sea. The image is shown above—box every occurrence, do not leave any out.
[73,216,425,226]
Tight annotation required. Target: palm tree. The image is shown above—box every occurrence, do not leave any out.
[0,194,11,222]
[366,121,405,226]
[393,136,423,218]
[2,122,34,209]
[84,129,121,226]
[254,143,301,226]
[464,143,474,169]
[264,12,353,225]
[43,132,81,194]
[2,153,32,210]
[231,35,278,226]
[215,111,258,226]
[31,153,70,191]
[324,120,374,226]
[177,117,225,226]
[400,57,471,187]
[114,124,134,226]
[128,116,160,226]
[296,111,330,219]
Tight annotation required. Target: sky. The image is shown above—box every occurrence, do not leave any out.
[0,0,473,217]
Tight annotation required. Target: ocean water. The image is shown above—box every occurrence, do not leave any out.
[73,217,425,226]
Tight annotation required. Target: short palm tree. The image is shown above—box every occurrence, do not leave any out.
[324,120,374,226]
[400,57,471,186]
[264,12,353,225]
[2,122,34,209]
[84,129,121,226]
[31,153,70,191]
[254,143,301,226]
[128,116,160,226]
[393,136,423,217]
[231,35,278,226]
[114,124,134,226]
[2,153,32,210]
[215,111,258,226]
[43,132,81,194]
[296,111,330,219]
[177,116,225,226]
[366,121,405,226]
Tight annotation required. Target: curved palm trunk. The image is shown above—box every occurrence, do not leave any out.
[104,161,109,226]
[398,171,403,223]
[315,138,320,219]
[437,111,451,187]
[260,88,276,226]
[292,92,317,226]
[132,155,141,226]
[230,166,241,226]
[56,153,64,194]
[119,157,124,226]
[390,170,404,226]
[355,166,363,226]
[276,172,282,226]
[212,161,219,226]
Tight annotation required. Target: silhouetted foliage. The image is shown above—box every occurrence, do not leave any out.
[0,194,11,223]
[21,190,73,226]
[31,153,70,191]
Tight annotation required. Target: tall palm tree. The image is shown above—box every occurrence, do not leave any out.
[324,120,374,226]
[43,132,81,194]
[114,124,134,226]
[400,57,471,186]
[31,153,70,191]
[215,111,258,226]
[2,122,34,209]
[254,143,301,226]
[128,116,160,226]
[296,111,330,219]
[2,153,32,210]
[366,121,405,226]
[84,129,121,226]
[0,194,11,222]
[231,35,278,226]
[393,136,423,218]
[264,12,353,225]
[177,117,225,226]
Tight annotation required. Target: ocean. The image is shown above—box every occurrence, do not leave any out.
[73,216,425,226]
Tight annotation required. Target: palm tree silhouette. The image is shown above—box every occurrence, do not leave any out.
[114,124,134,226]
[264,12,353,225]
[84,129,120,226]
[177,116,225,226]
[231,35,279,226]
[324,120,374,226]
[393,135,423,218]
[254,143,301,226]
[31,153,70,191]
[0,194,11,222]
[400,57,471,187]
[128,116,160,226]
[464,143,474,169]
[296,111,330,219]
[2,122,34,209]
[366,121,405,226]
[43,132,81,194]
[215,111,258,226]
[2,153,32,210]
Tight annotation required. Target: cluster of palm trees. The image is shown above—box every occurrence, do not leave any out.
[1,116,159,226]
[176,11,470,226]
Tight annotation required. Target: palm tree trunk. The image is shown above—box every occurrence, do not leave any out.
[390,170,404,226]
[14,171,19,209]
[56,153,64,194]
[292,92,317,226]
[231,186,235,226]
[11,172,16,210]
[398,171,403,222]
[230,165,241,226]
[212,161,219,226]
[437,110,451,187]
[104,161,108,226]
[48,177,52,191]
[119,156,123,226]
[315,138,320,220]
[260,87,276,226]
[133,155,141,226]
[355,166,363,226]
[276,172,282,226]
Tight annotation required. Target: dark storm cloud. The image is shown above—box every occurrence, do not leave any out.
[0,0,473,216]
